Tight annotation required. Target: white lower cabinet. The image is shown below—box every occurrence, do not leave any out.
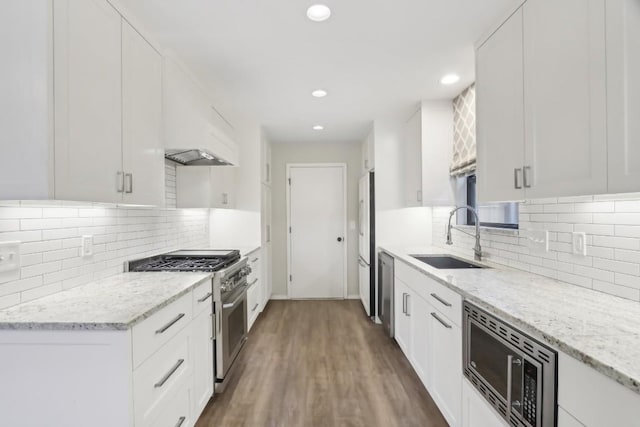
[191,307,214,419]
[557,407,585,427]
[462,379,508,427]
[0,280,214,426]
[428,307,462,426]
[394,260,463,427]
[394,278,411,354]
[247,249,263,331]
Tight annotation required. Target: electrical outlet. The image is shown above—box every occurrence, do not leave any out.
[572,232,587,256]
[0,241,21,273]
[81,235,93,258]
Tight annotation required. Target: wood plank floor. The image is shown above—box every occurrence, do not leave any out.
[195,300,448,427]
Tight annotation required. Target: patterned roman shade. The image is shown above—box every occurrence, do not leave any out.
[450,84,476,177]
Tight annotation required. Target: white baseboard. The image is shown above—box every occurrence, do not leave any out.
[346,294,361,300]
[270,294,289,300]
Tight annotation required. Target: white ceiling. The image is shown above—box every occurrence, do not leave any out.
[124,0,515,143]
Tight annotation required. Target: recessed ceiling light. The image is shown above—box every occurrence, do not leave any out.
[440,74,460,85]
[312,89,328,98]
[313,125,324,131]
[307,5,331,22]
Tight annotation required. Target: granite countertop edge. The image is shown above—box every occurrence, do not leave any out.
[379,245,640,396]
[0,273,212,332]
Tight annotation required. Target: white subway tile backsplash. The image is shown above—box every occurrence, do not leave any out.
[0,220,20,232]
[434,193,640,302]
[0,293,21,310]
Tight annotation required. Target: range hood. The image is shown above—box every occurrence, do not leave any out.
[165,149,233,166]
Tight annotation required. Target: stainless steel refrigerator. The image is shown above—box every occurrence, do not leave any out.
[358,171,375,318]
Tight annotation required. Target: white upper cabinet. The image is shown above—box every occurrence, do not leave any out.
[476,9,525,203]
[121,22,164,206]
[606,0,640,194]
[476,0,612,202]
[176,166,237,209]
[522,0,607,199]
[404,102,455,207]
[53,0,123,203]
[404,109,423,207]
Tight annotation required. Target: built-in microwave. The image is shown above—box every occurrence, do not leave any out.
[463,301,557,427]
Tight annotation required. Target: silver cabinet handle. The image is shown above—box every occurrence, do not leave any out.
[251,257,259,263]
[266,163,270,182]
[430,293,452,307]
[417,190,422,202]
[402,293,407,314]
[174,416,186,427]
[197,292,213,303]
[155,313,185,334]
[252,303,259,312]
[507,354,513,416]
[514,168,523,189]
[154,359,184,388]
[359,258,367,268]
[125,173,133,193]
[116,171,125,193]
[430,312,452,329]
[523,166,532,188]
[222,192,229,205]
[266,225,271,242]
[405,294,410,316]
[211,311,216,341]
[249,278,258,286]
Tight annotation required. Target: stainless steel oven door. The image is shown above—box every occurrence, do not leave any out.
[217,284,248,380]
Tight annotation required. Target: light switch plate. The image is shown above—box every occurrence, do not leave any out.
[572,232,587,256]
[81,235,93,258]
[0,241,21,274]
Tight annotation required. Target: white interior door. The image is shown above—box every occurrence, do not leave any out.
[288,165,346,299]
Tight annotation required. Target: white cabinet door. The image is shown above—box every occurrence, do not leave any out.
[421,101,455,206]
[429,308,462,427]
[403,109,422,207]
[210,167,237,209]
[121,21,164,206]
[476,8,525,203]
[53,0,122,203]
[192,308,213,418]
[462,379,509,427]
[393,279,411,355]
[523,0,607,198]
[358,259,370,315]
[606,0,640,194]
[261,184,272,303]
[409,294,430,388]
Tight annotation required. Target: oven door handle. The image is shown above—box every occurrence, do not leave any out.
[507,354,513,416]
[223,292,245,309]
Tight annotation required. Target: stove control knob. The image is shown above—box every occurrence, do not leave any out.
[221,279,232,292]
[241,266,252,277]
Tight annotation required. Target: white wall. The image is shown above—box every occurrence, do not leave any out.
[271,141,362,298]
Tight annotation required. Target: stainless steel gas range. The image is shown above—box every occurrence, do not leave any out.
[127,249,251,392]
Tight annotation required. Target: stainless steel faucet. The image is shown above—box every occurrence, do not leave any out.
[446,206,482,261]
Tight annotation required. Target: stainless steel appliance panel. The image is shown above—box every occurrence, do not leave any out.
[378,251,394,337]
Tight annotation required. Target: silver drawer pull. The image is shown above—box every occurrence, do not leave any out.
[155,313,185,334]
[175,416,186,427]
[430,293,452,307]
[197,292,213,303]
[154,359,184,388]
[249,278,258,286]
[431,312,452,329]
[251,257,258,263]
[252,303,259,312]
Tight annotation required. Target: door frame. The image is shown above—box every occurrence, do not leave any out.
[286,163,348,299]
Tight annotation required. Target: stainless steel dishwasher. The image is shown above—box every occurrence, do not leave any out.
[378,251,394,337]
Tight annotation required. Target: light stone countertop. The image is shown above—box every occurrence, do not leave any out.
[0,272,212,331]
[380,245,640,395]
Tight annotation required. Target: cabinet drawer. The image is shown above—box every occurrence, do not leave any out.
[192,279,213,316]
[133,292,193,368]
[247,281,260,315]
[149,384,192,427]
[134,326,192,426]
[395,260,426,291]
[425,277,462,327]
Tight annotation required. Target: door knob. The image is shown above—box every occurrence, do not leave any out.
[337,237,343,242]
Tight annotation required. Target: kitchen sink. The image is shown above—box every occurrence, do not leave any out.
[410,255,485,269]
